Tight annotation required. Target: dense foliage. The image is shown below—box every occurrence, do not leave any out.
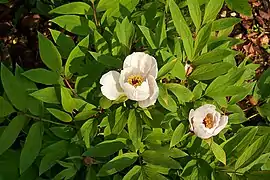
[0,0,270,179]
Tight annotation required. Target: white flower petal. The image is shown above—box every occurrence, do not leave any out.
[193,124,213,139]
[192,104,216,123]
[148,57,158,79]
[213,115,228,136]
[100,71,120,86]
[123,52,158,78]
[122,81,150,101]
[138,75,159,108]
[189,109,195,131]
[100,71,123,100]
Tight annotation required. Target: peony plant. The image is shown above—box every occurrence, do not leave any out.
[0,0,269,179]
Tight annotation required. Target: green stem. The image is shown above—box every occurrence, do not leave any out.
[247,113,259,120]
[23,113,76,128]
[218,170,244,175]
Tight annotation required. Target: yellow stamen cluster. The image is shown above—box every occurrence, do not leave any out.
[127,75,144,87]
[203,113,214,129]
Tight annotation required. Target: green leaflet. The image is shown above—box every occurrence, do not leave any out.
[49,2,93,15]
[38,32,62,72]
[0,115,27,156]
[20,122,44,174]
[97,153,138,176]
[169,0,193,59]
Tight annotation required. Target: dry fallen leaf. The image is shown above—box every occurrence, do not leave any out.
[259,10,270,20]
[260,35,269,46]
[249,0,261,7]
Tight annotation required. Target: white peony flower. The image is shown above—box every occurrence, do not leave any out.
[189,104,228,139]
[100,52,159,108]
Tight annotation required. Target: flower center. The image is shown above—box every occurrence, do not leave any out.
[203,113,214,129]
[127,75,144,87]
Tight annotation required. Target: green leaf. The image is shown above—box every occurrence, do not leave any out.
[229,82,255,104]
[218,86,247,97]
[74,103,96,121]
[255,68,270,100]
[210,140,226,165]
[51,15,95,36]
[139,165,168,180]
[15,64,37,91]
[225,0,252,16]
[49,29,75,59]
[0,150,20,180]
[112,110,129,135]
[157,58,177,79]
[189,62,232,80]
[166,83,194,104]
[181,159,212,179]
[53,167,77,180]
[61,87,75,113]
[156,14,167,48]
[38,32,62,72]
[238,153,270,173]
[222,127,257,164]
[39,141,68,175]
[65,35,89,78]
[123,165,141,180]
[30,87,60,104]
[212,18,241,31]
[89,51,122,68]
[128,110,142,150]
[158,83,177,112]
[203,0,224,24]
[171,59,186,80]
[193,82,207,100]
[80,119,98,148]
[13,65,44,116]
[141,150,181,169]
[83,138,127,157]
[187,0,202,31]
[138,25,157,49]
[0,115,27,156]
[19,165,38,180]
[169,0,193,59]
[96,0,117,12]
[0,96,15,117]
[49,2,92,15]
[93,30,109,54]
[47,108,72,122]
[257,102,270,121]
[101,0,139,25]
[115,18,135,54]
[22,68,60,85]
[246,171,270,180]
[192,49,232,65]
[50,126,75,140]
[205,67,245,97]
[1,64,28,111]
[97,153,138,177]
[20,122,44,174]
[86,167,97,180]
[170,122,186,148]
[193,23,212,57]
[235,134,270,170]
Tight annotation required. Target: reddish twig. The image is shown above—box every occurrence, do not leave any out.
[91,0,99,27]
[64,78,78,97]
